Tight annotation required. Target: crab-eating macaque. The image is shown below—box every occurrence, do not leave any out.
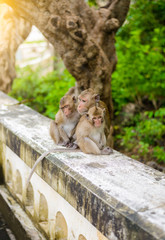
[77,88,113,147]
[65,86,78,98]
[50,94,80,148]
[75,106,113,155]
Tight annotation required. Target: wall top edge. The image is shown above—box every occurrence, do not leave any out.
[0,91,165,238]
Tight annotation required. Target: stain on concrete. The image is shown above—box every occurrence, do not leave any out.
[1,92,165,240]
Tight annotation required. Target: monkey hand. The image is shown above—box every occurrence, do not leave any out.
[101,146,113,155]
[67,142,79,149]
[61,140,71,147]
[71,143,79,149]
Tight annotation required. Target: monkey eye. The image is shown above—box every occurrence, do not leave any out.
[64,105,69,109]
[61,105,69,110]
[79,98,86,103]
[93,117,97,120]
[98,116,102,119]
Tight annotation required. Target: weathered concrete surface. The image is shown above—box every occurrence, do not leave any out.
[0,91,165,240]
[0,185,45,240]
[0,210,16,240]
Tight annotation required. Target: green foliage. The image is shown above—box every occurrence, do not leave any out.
[9,65,75,119]
[115,109,165,163]
[112,28,165,111]
[112,0,165,164]
[112,0,165,112]
[87,0,97,7]
[153,146,165,163]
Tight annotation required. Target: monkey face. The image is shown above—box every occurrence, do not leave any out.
[87,106,105,127]
[77,96,89,114]
[61,104,72,117]
[77,89,100,115]
[60,95,76,118]
[92,116,103,128]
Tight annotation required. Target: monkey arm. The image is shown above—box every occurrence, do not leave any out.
[77,136,101,155]
[58,125,70,144]
[70,127,76,139]
[54,110,70,145]
[50,120,60,144]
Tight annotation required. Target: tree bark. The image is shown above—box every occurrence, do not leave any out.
[0,4,31,93]
[0,0,130,115]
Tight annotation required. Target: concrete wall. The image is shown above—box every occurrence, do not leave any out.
[0,91,165,240]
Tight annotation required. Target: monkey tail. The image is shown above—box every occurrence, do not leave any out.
[26,147,80,188]
[26,149,54,188]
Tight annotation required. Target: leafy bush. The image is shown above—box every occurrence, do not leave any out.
[112,28,165,112]
[9,65,75,119]
[153,146,165,163]
[112,0,165,112]
[115,109,165,163]
[112,0,165,164]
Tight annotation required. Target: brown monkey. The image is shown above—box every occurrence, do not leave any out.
[50,94,80,147]
[65,86,78,98]
[77,88,113,147]
[27,106,111,186]
[75,106,113,155]
[77,88,101,115]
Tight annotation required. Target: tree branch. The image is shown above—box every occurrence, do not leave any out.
[0,4,31,93]
[108,0,131,27]
[0,0,130,115]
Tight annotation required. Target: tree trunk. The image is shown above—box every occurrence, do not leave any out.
[0,0,130,115]
[0,4,31,93]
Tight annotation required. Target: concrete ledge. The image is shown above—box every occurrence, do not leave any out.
[0,91,165,240]
[0,185,45,240]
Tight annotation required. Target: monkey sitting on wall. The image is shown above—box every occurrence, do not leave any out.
[75,106,113,155]
[77,88,113,147]
[77,88,103,115]
[50,94,80,148]
[27,95,112,187]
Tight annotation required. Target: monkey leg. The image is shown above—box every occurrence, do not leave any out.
[50,120,60,144]
[78,137,101,155]
[101,146,113,155]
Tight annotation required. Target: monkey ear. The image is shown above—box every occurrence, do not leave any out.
[72,96,76,103]
[85,113,89,120]
[94,94,100,103]
[103,108,106,115]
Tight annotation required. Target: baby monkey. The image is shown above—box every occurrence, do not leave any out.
[50,94,80,148]
[76,106,113,155]
[77,88,113,147]
[27,99,112,187]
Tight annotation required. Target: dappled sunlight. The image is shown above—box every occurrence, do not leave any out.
[16,26,54,73]
[0,4,16,39]
[0,3,31,93]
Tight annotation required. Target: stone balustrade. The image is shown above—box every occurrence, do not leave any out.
[0,91,165,240]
